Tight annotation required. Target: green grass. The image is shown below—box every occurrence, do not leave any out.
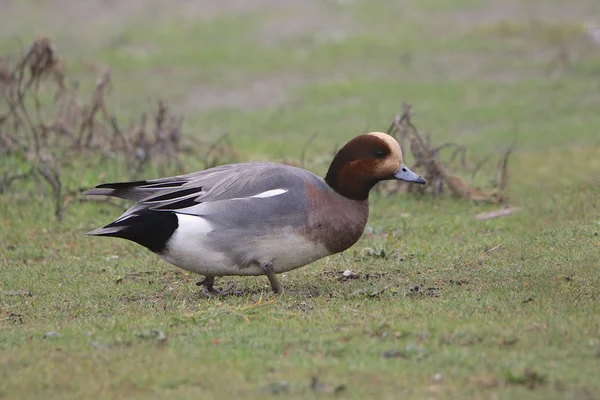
[2,0,600,399]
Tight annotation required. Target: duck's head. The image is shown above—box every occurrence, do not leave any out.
[324,132,426,201]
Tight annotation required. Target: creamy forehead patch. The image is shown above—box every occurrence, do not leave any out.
[365,132,403,161]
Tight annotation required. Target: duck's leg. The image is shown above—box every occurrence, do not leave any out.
[196,276,236,297]
[196,276,221,297]
[261,262,283,294]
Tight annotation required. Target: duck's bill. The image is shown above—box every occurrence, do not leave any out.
[394,164,426,185]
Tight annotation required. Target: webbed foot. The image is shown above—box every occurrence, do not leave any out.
[196,276,236,297]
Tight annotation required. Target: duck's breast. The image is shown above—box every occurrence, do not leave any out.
[299,181,369,255]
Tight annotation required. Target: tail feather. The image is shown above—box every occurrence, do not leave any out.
[84,180,151,201]
[84,179,188,201]
[85,225,124,236]
[86,211,179,253]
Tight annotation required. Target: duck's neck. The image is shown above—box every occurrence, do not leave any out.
[324,165,374,201]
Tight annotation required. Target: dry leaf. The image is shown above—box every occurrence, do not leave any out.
[476,207,522,220]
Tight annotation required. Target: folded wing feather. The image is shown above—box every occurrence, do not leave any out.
[84,162,318,215]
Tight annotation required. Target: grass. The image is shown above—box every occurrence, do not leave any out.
[2,0,600,399]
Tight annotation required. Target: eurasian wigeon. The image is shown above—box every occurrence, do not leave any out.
[84,132,425,295]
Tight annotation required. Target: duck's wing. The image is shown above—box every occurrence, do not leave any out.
[85,162,325,220]
[83,162,245,202]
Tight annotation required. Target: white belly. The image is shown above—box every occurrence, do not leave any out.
[158,214,330,276]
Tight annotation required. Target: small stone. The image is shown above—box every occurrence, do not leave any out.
[433,373,443,382]
[342,270,355,278]
[90,341,110,350]
[153,330,167,344]
[137,329,167,344]
[382,349,406,359]
[43,331,60,338]
[263,380,289,394]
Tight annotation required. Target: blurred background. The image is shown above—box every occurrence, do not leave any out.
[2,2,600,398]
[3,0,600,164]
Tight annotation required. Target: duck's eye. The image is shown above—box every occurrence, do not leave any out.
[374,149,386,158]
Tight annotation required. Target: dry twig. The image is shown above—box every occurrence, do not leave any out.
[0,37,238,221]
[382,102,513,204]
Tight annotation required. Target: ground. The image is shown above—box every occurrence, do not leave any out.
[1,0,600,399]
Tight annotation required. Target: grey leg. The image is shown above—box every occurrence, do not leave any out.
[196,276,220,297]
[261,262,283,294]
[196,276,236,297]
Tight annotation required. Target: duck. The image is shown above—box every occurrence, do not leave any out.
[84,132,426,296]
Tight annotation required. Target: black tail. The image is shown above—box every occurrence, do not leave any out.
[86,211,178,253]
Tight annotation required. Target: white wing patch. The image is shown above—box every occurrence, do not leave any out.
[250,189,288,198]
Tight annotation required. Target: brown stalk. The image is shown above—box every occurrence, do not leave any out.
[1,37,239,221]
[382,102,513,204]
